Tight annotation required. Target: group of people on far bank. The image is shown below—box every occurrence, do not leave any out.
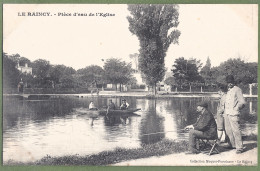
[185,75,246,154]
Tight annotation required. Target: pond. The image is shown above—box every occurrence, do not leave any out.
[3,96,258,162]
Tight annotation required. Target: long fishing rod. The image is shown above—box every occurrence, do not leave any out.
[141,128,191,136]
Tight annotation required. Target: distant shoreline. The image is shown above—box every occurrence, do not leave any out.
[3,91,257,99]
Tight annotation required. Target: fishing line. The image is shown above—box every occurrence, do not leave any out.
[140,130,188,136]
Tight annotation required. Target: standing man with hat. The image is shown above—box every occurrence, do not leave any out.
[224,75,246,153]
[185,101,217,154]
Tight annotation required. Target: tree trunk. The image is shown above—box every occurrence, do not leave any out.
[249,84,252,96]
[120,83,122,92]
[115,84,117,91]
[153,83,157,95]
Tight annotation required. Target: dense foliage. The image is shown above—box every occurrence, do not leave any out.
[76,65,105,88]
[3,50,257,93]
[171,56,257,93]
[3,53,20,89]
[211,58,257,85]
[172,57,202,87]
[104,58,134,91]
[3,53,135,91]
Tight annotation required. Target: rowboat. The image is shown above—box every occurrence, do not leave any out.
[73,108,99,117]
[73,107,141,115]
[99,108,141,115]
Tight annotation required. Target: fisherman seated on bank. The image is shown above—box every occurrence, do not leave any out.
[89,101,98,110]
[185,101,218,154]
[120,99,129,110]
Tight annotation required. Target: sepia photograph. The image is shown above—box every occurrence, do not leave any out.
[2,4,258,166]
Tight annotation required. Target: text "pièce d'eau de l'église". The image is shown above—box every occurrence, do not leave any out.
[18,12,115,17]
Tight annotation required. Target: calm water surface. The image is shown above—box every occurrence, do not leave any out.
[3,96,257,162]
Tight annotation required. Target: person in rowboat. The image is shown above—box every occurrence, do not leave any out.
[106,99,116,115]
[107,99,116,110]
[120,99,129,110]
[89,101,98,110]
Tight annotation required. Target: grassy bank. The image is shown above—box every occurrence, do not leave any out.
[5,139,189,166]
[4,134,257,166]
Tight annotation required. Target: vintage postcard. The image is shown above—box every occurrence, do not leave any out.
[2,3,258,166]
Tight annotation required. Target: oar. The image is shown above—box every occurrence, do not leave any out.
[133,108,141,112]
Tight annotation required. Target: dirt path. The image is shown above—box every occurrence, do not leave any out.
[114,141,257,166]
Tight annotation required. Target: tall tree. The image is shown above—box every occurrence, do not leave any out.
[200,57,212,84]
[127,4,181,95]
[103,58,134,91]
[3,52,20,89]
[172,57,202,87]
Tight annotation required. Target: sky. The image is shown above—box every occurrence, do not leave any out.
[3,4,258,71]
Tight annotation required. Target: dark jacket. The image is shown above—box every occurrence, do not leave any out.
[108,102,116,110]
[193,109,217,139]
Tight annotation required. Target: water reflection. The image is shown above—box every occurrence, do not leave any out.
[104,115,130,126]
[3,96,257,162]
[140,99,165,144]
